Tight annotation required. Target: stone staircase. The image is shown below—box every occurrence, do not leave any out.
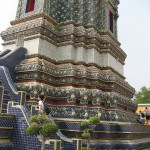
[0,66,19,114]
[0,47,27,80]
[48,113,72,143]
[0,90,12,113]
[0,47,27,112]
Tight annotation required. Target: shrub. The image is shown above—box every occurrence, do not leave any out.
[82,131,90,139]
[37,113,50,124]
[41,123,58,137]
[30,115,38,123]
[26,112,58,150]
[88,116,100,124]
[26,123,40,136]
[81,121,89,127]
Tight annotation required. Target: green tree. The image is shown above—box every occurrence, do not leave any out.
[135,86,150,104]
[26,112,58,150]
[81,116,100,150]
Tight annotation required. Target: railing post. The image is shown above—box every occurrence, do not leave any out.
[18,91,27,105]
[0,86,4,113]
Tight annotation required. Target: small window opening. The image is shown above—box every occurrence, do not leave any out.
[26,0,35,13]
[109,11,114,33]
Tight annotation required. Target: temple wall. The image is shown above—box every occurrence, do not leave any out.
[3,39,40,54]
[3,44,16,51]
[100,53,108,67]
[107,53,124,75]
[22,38,124,75]
[57,45,76,61]
[38,39,103,66]
[2,37,124,75]
[87,48,101,65]
[76,47,87,62]
[24,38,40,54]
[38,38,57,58]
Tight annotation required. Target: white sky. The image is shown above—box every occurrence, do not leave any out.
[0,0,150,92]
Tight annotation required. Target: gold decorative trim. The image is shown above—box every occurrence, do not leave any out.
[18,91,27,105]
[88,138,150,143]
[0,113,15,118]
[60,129,150,134]
[7,101,18,114]
[0,127,13,130]
[61,129,82,132]
[0,137,9,139]
[54,118,139,126]
[0,139,10,143]
[0,86,4,113]
[71,138,82,140]
[31,105,39,114]
[7,101,30,126]
[54,118,88,122]
[93,131,150,134]
[38,139,62,150]
[71,139,82,150]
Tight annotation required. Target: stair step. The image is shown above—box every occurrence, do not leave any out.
[2,104,8,109]
[1,109,7,113]
[4,93,10,96]
[4,93,11,96]
[2,103,7,105]
[2,99,12,103]
[3,96,11,100]
[3,98,11,101]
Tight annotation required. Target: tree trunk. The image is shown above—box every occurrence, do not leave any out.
[41,137,45,150]
[87,139,90,149]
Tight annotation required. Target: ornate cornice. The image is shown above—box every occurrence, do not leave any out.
[11,13,57,26]
[25,54,126,79]
[1,17,126,64]
[46,104,137,123]
[15,56,135,97]
[17,82,137,112]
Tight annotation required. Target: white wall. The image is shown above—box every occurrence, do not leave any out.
[24,38,40,55]
[3,43,16,51]
[2,37,124,75]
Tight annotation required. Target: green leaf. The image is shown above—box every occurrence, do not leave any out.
[30,115,38,123]
[135,86,150,104]
[82,131,90,139]
[37,113,50,124]
[81,121,89,127]
[26,123,40,136]
[41,123,58,137]
[88,116,100,124]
